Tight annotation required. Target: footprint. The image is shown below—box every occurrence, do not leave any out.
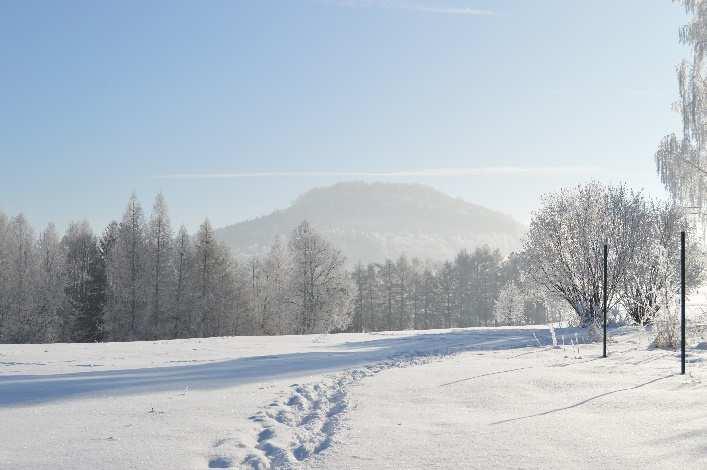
[233,352,449,469]
[208,456,233,468]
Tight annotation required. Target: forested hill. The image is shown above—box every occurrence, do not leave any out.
[214,182,526,263]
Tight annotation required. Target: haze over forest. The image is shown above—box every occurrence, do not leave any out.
[215,181,525,264]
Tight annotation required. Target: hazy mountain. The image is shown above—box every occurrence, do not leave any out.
[215,182,526,264]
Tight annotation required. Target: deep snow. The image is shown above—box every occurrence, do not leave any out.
[0,325,705,469]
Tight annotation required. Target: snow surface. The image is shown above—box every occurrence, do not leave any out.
[1,326,705,469]
[309,328,707,469]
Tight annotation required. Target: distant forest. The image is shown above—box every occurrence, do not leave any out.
[0,194,546,344]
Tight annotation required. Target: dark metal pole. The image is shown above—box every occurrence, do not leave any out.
[681,231,686,375]
[603,244,608,358]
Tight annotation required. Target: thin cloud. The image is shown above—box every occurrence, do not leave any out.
[410,6,494,15]
[157,166,599,179]
[327,0,495,16]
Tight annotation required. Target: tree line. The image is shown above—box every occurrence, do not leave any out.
[348,249,549,333]
[0,194,352,343]
[0,193,551,344]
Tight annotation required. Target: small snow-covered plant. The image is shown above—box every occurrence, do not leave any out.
[574,335,582,358]
[653,289,680,350]
[548,322,559,348]
[653,308,679,350]
[568,337,582,359]
[651,245,681,350]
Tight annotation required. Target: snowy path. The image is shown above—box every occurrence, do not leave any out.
[0,327,553,469]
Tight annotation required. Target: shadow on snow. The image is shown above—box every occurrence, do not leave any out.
[0,327,584,407]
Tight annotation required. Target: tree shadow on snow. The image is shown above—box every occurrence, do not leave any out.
[490,374,674,425]
[0,327,587,408]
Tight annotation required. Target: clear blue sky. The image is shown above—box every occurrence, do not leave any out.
[0,0,689,232]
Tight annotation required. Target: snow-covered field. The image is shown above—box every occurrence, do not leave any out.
[1,325,705,469]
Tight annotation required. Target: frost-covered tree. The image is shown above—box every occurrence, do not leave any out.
[394,255,411,330]
[499,252,550,325]
[380,259,394,330]
[194,219,218,335]
[453,250,474,327]
[288,221,351,334]
[4,214,37,342]
[105,194,148,340]
[524,182,704,328]
[523,182,647,326]
[656,1,707,215]
[97,221,119,339]
[146,193,173,338]
[35,223,64,341]
[171,225,195,337]
[351,262,367,332]
[0,212,9,340]
[494,281,526,326]
[193,219,241,336]
[470,246,503,326]
[419,267,437,329]
[362,263,380,331]
[621,201,703,324]
[260,237,293,334]
[438,261,456,328]
[62,221,106,342]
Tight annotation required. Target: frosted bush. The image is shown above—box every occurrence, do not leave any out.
[651,274,680,350]
[653,306,680,350]
[647,244,682,350]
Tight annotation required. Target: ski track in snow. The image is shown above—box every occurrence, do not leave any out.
[209,353,444,469]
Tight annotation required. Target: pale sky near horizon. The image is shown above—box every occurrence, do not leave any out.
[0,0,690,233]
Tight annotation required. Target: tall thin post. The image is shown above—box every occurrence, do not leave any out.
[681,231,686,375]
[603,244,608,358]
